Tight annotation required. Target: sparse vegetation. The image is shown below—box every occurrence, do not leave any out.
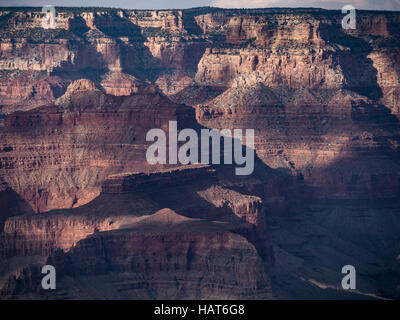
[0,28,71,43]
[141,27,173,39]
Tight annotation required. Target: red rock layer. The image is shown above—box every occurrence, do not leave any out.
[196,84,400,200]
[0,9,398,115]
[0,80,192,213]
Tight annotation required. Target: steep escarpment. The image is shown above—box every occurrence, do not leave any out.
[193,10,400,113]
[0,8,207,112]
[0,165,275,299]
[196,83,400,200]
[0,179,34,231]
[1,210,272,299]
[0,8,399,114]
[0,165,274,258]
[56,216,272,299]
[193,62,400,299]
[0,79,192,213]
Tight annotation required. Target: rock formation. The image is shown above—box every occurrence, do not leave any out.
[0,165,274,299]
[0,78,193,213]
[0,7,400,299]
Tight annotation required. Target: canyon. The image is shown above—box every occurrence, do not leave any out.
[0,7,399,299]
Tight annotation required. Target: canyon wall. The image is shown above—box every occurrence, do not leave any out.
[0,166,274,299]
[0,7,400,299]
[0,8,399,113]
[0,79,193,213]
[1,8,399,204]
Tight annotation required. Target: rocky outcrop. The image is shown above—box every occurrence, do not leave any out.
[0,209,272,299]
[197,185,264,229]
[0,8,207,112]
[58,214,272,299]
[102,165,217,193]
[100,72,144,96]
[196,83,400,200]
[1,8,397,115]
[0,72,68,113]
[0,79,192,213]
[0,163,272,256]
[0,162,275,299]
[1,214,119,257]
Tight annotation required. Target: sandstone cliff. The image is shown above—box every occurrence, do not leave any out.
[0,78,194,213]
[0,8,399,114]
[0,165,274,299]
